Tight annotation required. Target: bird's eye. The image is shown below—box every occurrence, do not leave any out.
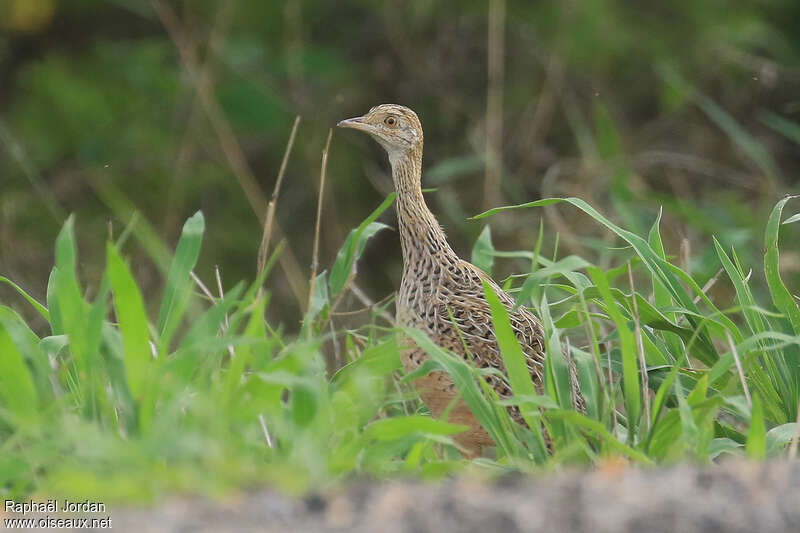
[384,116,396,126]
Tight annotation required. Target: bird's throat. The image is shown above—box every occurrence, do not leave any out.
[390,148,457,266]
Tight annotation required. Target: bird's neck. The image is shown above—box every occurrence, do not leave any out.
[390,146,457,266]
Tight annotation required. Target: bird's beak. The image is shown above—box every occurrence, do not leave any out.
[337,115,371,133]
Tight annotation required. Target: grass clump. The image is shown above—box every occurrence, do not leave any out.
[0,194,798,502]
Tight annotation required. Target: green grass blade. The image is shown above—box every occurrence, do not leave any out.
[647,211,676,308]
[0,314,39,419]
[764,196,800,334]
[573,347,601,421]
[107,243,153,401]
[746,395,766,460]
[178,283,244,354]
[301,271,329,337]
[514,256,591,309]
[365,415,468,441]
[90,177,172,273]
[46,267,63,336]
[0,307,53,406]
[87,275,110,359]
[474,197,688,311]
[577,292,604,421]
[0,276,49,321]
[759,110,800,146]
[328,194,395,298]
[157,211,205,352]
[645,363,680,453]
[648,210,688,359]
[471,226,495,276]
[545,410,652,464]
[473,197,717,363]
[713,238,767,337]
[674,377,698,456]
[224,295,268,404]
[483,279,550,454]
[538,293,572,411]
[658,68,778,178]
[716,229,797,420]
[98,322,137,435]
[766,423,799,454]
[588,265,640,441]
[695,95,779,178]
[483,280,537,398]
[333,221,390,297]
[650,363,679,426]
[53,216,94,388]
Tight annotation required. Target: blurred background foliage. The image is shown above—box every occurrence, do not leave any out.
[1,0,798,331]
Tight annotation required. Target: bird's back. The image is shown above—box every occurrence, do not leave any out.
[397,255,551,423]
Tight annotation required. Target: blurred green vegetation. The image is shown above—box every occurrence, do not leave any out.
[0,187,798,501]
[1,0,798,331]
[1,0,800,502]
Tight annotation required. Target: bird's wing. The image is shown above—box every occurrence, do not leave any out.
[430,260,546,389]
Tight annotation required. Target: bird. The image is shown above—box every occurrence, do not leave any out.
[338,104,584,457]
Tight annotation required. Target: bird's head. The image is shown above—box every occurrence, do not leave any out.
[337,104,423,164]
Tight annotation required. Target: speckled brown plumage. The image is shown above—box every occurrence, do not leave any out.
[338,104,584,457]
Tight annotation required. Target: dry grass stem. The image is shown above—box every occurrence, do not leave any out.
[151,0,265,220]
[258,413,273,448]
[560,87,598,161]
[161,1,232,234]
[152,0,308,307]
[674,267,724,331]
[607,344,618,434]
[394,376,410,416]
[725,329,751,409]
[329,319,342,368]
[215,265,225,299]
[331,297,395,319]
[259,115,301,276]
[628,261,651,431]
[190,271,217,303]
[215,265,235,358]
[483,0,506,210]
[680,238,691,274]
[693,268,724,305]
[633,150,755,189]
[510,54,564,175]
[540,163,589,257]
[349,284,395,324]
[0,119,64,222]
[306,129,333,323]
[580,296,607,417]
[191,271,235,356]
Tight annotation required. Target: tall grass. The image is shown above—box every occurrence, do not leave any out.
[0,193,798,501]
